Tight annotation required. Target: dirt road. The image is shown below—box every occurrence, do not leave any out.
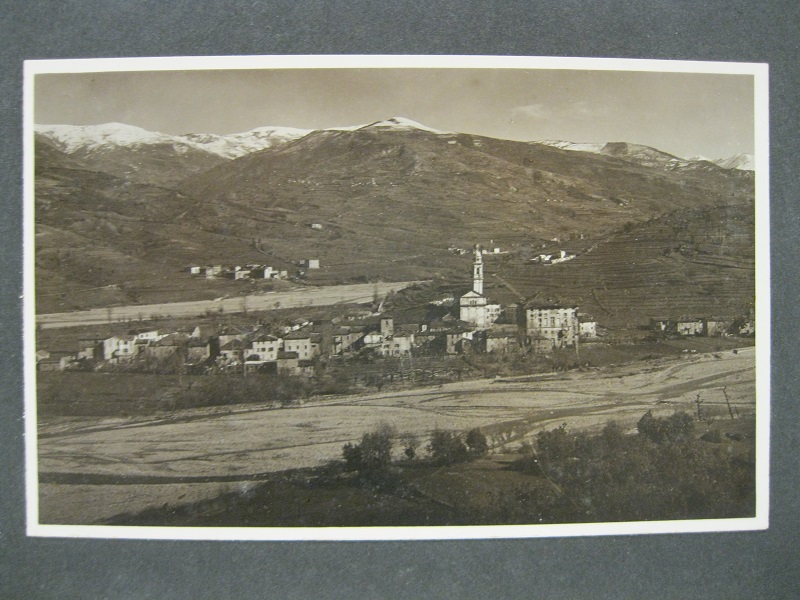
[36,348,757,524]
[36,281,423,329]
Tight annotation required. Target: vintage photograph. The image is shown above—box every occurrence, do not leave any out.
[24,56,769,540]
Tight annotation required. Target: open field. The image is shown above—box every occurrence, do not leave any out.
[36,281,422,329]
[37,347,756,525]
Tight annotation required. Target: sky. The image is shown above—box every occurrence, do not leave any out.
[34,67,756,159]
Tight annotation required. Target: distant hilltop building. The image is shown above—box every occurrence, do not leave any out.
[459,245,501,328]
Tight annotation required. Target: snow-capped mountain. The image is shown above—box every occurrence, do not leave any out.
[35,122,312,160]
[540,140,698,171]
[713,153,755,171]
[541,139,755,173]
[33,118,452,187]
[355,117,447,133]
[33,117,447,161]
[538,140,607,154]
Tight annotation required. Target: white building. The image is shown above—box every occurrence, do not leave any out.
[249,334,281,362]
[103,335,138,361]
[283,328,315,360]
[579,321,598,339]
[526,305,579,351]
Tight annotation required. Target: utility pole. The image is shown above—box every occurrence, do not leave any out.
[694,392,703,421]
[722,386,735,420]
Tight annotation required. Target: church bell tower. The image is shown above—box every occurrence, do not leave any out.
[472,244,484,296]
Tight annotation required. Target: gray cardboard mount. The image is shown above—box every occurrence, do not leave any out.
[2,1,798,598]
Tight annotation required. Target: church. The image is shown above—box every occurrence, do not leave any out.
[459,245,502,329]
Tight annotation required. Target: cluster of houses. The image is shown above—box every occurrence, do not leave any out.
[39,244,753,375]
[530,249,576,265]
[650,316,754,337]
[187,264,290,281]
[187,259,322,281]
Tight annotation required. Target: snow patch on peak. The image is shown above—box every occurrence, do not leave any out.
[538,140,607,154]
[359,117,446,133]
[713,153,755,171]
[181,126,312,159]
[35,123,312,159]
[36,123,174,153]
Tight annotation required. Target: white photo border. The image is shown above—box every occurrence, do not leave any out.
[23,55,770,541]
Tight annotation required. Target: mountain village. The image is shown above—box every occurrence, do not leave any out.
[37,243,752,378]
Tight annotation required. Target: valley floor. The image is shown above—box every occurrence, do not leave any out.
[36,347,757,526]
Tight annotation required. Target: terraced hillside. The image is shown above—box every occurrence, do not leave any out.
[486,202,755,327]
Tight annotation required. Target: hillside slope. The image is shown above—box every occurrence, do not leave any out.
[486,203,755,327]
[179,125,753,282]
[34,120,756,317]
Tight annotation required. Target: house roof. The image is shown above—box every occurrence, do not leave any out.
[220,339,247,351]
[525,302,579,310]
[284,329,312,340]
[252,333,280,342]
[155,333,190,346]
[487,324,518,337]
[104,334,134,342]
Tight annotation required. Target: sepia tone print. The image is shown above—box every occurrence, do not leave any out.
[25,56,769,539]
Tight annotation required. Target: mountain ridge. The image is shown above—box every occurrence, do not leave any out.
[37,119,754,171]
[539,140,754,172]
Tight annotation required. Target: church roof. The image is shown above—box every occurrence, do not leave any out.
[460,290,485,299]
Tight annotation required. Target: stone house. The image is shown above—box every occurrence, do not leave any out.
[144,333,189,360]
[103,335,138,361]
[704,318,732,337]
[446,326,478,354]
[249,333,280,362]
[525,305,579,350]
[676,319,704,336]
[579,321,598,339]
[186,338,212,363]
[283,328,314,360]
[218,338,247,364]
[332,326,366,355]
[485,325,520,354]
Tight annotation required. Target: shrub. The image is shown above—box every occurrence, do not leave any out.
[465,428,489,457]
[427,429,469,465]
[601,420,625,450]
[342,442,363,471]
[400,432,420,460]
[637,410,695,444]
[526,414,754,522]
[342,423,395,471]
[535,423,574,462]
